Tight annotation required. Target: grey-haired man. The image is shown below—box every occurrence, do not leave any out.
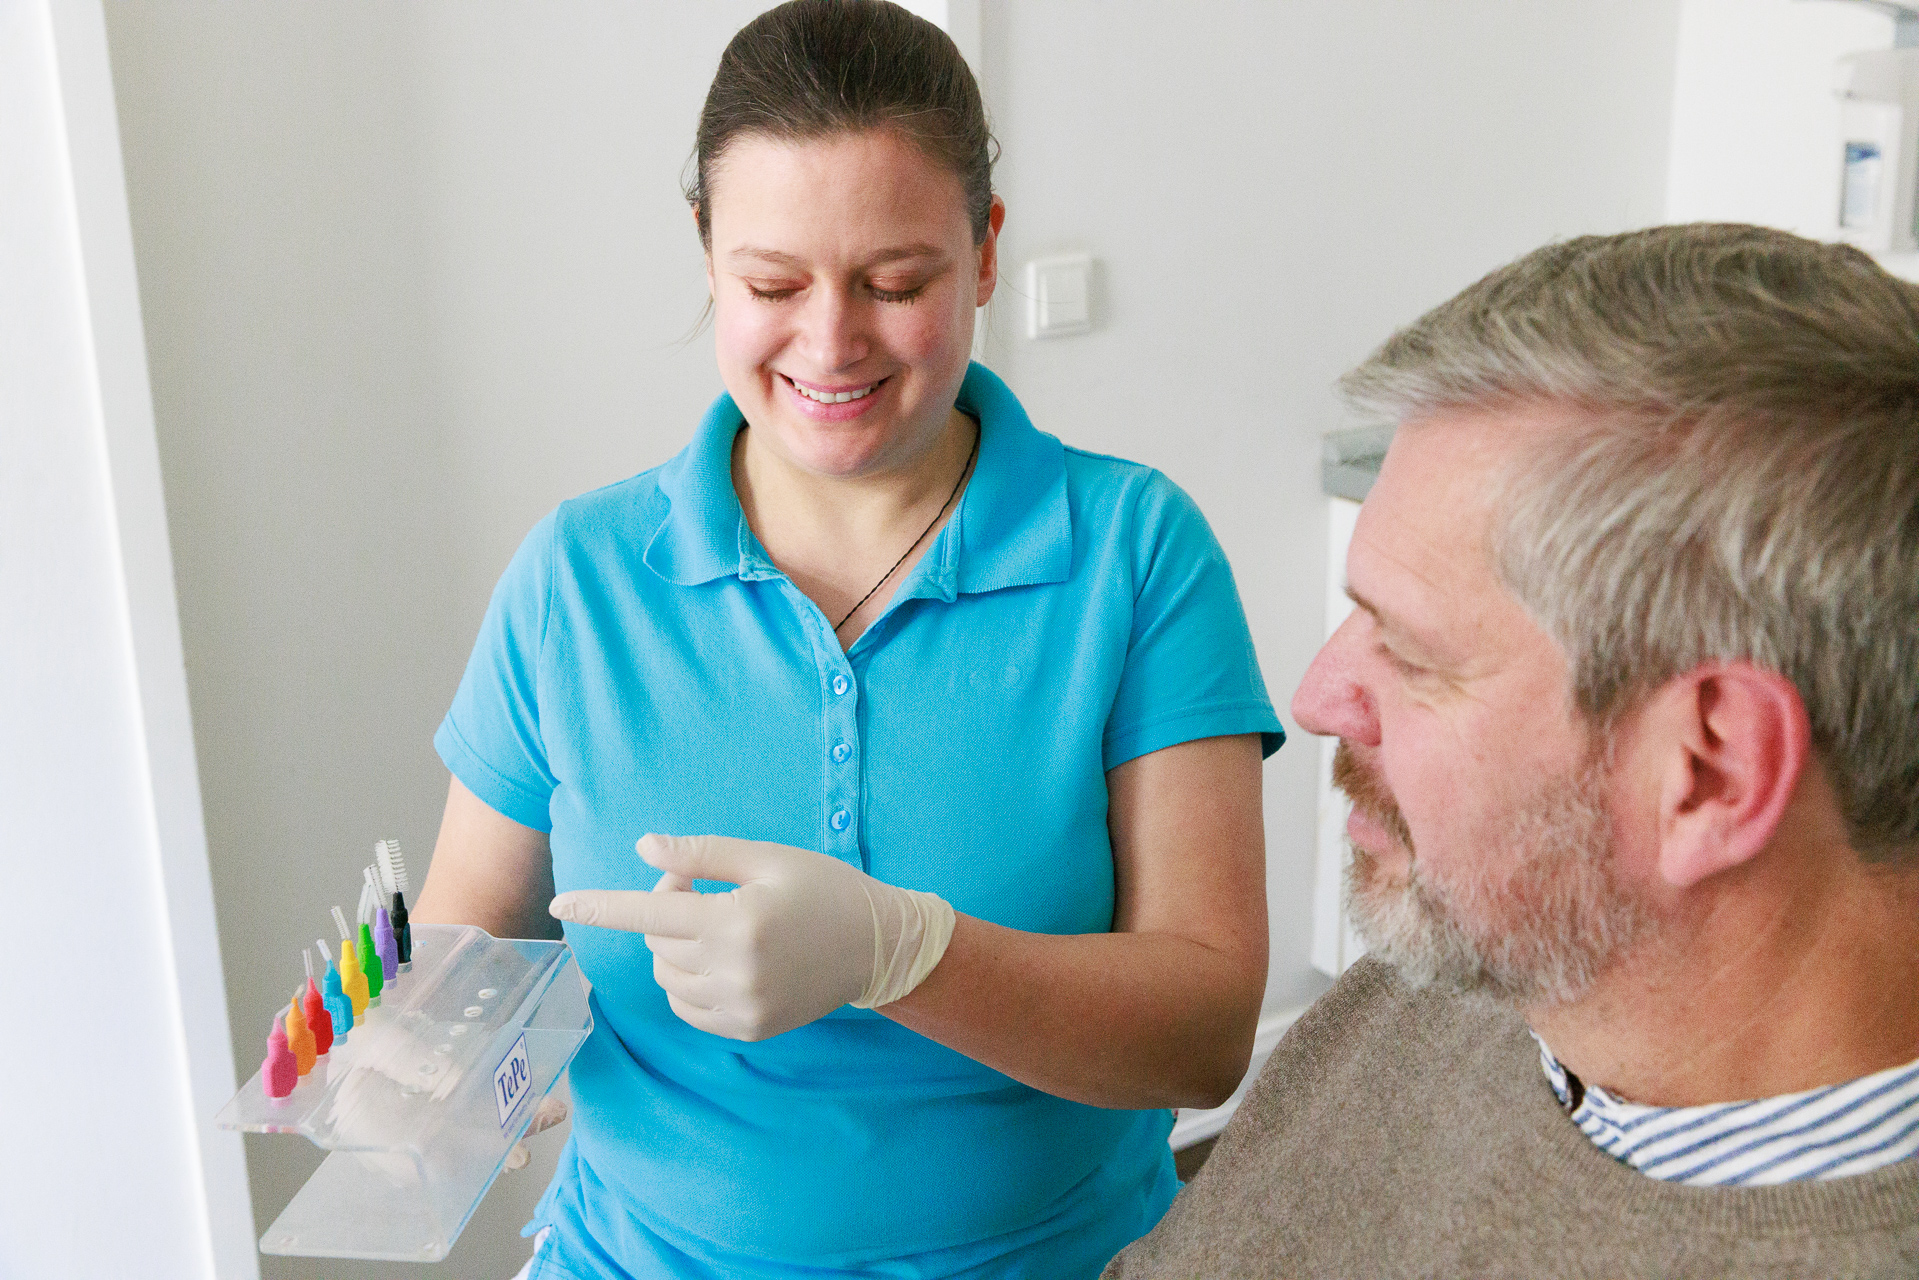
[1107,224,1919,1278]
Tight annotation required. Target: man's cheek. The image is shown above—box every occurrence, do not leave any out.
[1396,772,1463,869]
[1375,748,1443,849]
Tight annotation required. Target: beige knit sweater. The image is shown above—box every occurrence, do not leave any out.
[1105,958,1919,1279]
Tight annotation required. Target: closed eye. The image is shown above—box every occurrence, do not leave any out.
[745,282,802,302]
[1376,643,1428,678]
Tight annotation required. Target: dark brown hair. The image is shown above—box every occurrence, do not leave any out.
[685,0,997,248]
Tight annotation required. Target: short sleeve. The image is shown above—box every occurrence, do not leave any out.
[1101,475,1284,771]
[435,510,560,831]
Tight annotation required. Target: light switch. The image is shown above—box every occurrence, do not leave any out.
[1025,254,1092,338]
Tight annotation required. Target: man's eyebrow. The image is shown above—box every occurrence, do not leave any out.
[1345,585,1386,623]
[1347,584,1458,668]
[1346,586,1419,645]
[726,244,951,269]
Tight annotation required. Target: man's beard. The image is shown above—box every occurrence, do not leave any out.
[1333,741,1658,1006]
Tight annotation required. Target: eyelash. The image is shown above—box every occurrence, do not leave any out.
[744,283,926,304]
[1377,644,1426,678]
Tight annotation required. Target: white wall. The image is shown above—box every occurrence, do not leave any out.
[103,5,769,1276]
[1,2,251,1277]
[1665,0,1919,282]
[100,4,1682,1274]
[980,0,1682,1012]
[1667,0,1895,234]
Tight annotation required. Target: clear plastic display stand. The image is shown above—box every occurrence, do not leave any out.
[215,924,592,1262]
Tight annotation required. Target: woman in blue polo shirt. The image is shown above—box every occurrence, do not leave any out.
[414,3,1282,1277]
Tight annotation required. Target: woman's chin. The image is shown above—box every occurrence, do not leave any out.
[747,407,939,481]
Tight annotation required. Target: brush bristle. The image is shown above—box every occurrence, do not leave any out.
[375,838,411,899]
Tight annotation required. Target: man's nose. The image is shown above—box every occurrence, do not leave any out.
[799,287,870,371]
[1291,612,1380,746]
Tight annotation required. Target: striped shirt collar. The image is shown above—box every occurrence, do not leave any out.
[1534,1034,1919,1187]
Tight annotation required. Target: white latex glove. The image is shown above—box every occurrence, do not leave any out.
[502,1092,569,1171]
[548,834,955,1042]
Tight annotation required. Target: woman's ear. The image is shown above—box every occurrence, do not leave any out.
[975,196,1006,307]
[693,206,714,293]
[1644,663,1812,889]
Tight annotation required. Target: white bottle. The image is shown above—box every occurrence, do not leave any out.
[1834,48,1919,253]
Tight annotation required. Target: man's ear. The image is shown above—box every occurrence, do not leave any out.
[1643,662,1812,889]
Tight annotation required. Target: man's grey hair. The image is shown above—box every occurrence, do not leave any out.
[1341,223,1919,859]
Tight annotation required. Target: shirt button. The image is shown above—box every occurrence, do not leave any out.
[831,675,850,696]
[829,808,851,831]
[831,742,852,764]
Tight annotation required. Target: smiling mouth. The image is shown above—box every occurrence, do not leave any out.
[783,373,885,404]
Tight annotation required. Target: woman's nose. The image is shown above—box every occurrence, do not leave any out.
[798,288,869,371]
[1291,612,1380,747]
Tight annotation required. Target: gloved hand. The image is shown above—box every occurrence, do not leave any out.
[503,1091,569,1171]
[548,834,956,1041]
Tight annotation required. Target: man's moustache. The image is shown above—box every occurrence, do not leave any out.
[1331,740,1415,850]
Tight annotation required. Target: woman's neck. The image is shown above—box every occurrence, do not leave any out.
[732,409,979,641]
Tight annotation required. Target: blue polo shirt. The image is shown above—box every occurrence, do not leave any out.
[437,363,1283,1279]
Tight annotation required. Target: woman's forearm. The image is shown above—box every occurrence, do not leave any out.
[412,776,561,941]
[888,735,1270,1109]
[881,912,1265,1110]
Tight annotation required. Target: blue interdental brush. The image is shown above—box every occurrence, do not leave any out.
[316,938,353,1039]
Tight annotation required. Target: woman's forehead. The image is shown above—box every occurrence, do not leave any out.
[704,129,971,250]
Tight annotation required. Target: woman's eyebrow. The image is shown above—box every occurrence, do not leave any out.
[728,247,807,267]
[862,243,950,266]
[727,244,951,268]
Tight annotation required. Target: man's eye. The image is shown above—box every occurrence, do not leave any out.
[1378,645,1427,677]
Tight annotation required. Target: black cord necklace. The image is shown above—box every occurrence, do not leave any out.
[834,428,980,633]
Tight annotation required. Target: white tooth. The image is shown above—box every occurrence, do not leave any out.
[795,381,875,404]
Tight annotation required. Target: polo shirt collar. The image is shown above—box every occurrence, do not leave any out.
[644,392,749,586]
[945,361,1071,597]
[643,362,1071,596]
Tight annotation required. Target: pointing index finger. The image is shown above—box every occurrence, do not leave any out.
[549,888,708,939]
